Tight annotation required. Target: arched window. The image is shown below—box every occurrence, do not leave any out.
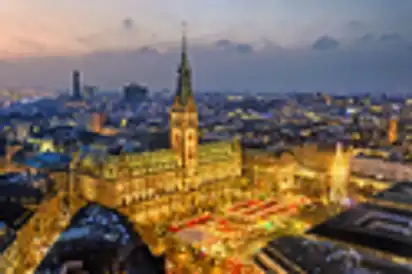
[175,133,180,145]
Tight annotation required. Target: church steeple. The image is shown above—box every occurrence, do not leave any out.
[174,21,195,109]
[169,22,199,173]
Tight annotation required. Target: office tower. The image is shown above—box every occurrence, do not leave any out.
[72,70,82,99]
[123,83,148,108]
[83,85,97,100]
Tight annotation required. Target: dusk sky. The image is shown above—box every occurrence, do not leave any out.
[0,0,412,93]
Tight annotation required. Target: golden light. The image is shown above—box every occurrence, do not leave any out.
[174,250,192,266]
[152,238,167,256]
[209,265,224,274]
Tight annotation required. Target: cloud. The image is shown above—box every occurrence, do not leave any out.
[15,38,48,53]
[354,32,411,51]
[312,36,340,51]
[340,20,368,38]
[236,44,254,54]
[136,46,159,55]
[379,32,405,43]
[1,39,411,93]
[76,36,94,46]
[76,18,136,48]
[357,33,376,44]
[122,18,135,31]
[214,39,254,54]
[76,33,105,47]
[346,20,364,31]
[215,39,232,49]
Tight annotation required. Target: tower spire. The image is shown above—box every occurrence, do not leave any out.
[182,20,188,57]
[173,21,195,109]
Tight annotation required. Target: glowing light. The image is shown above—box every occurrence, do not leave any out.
[264,222,273,230]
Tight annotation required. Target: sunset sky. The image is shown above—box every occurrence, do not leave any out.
[0,0,411,92]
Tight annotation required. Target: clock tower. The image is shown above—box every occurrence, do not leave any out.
[169,23,198,177]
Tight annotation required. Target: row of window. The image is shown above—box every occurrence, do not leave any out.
[108,163,178,171]
[104,170,171,180]
[122,151,176,162]
[118,180,181,191]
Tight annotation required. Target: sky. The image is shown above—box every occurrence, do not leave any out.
[0,0,412,93]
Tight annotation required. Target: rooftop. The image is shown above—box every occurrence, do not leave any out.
[0,172,24,184]
[0,201,34,253]
[308,203,412,258]
[24,152,72,169]
[254,235,412,274]
[374,182,412,206]
[0,201,33,230]
[0,183,45,203]
[37,203,164,273]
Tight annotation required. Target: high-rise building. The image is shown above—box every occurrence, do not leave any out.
[123,83,148,103]
[83,85,97,100]
[72,70,82,99]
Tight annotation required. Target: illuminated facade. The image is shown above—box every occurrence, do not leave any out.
[1,33,396,274]
[329,142,350,203]
[351,155,412,182]
[91,112,105,134]
[74,32,243,210]
[388,117,398,144]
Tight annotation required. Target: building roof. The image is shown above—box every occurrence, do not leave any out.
[0,201,33,230]
[254,235,412,274]
[255,181,412,272]
[308,203,412,258]
[197,140,239,164]
[24,152,72,169]
[0,201,34,253]
[0,183,44,200]
[0,234,14,255]
[373,182,412,206]
[36,203,165,273]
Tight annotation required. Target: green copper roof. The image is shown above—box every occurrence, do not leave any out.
[175,33,194,107]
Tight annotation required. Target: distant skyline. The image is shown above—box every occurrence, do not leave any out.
[0,0,411,92]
